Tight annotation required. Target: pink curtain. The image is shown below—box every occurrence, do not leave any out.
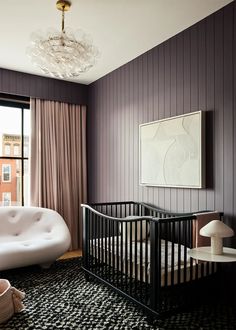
[30,98,87,250]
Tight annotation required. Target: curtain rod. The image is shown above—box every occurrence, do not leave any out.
[0,93,30,108]
[0,97,29,105]
[0,93,30,104]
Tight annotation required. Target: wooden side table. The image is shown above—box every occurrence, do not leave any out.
[188,246,236,262]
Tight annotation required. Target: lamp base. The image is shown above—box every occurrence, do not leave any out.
[211,237,223,255]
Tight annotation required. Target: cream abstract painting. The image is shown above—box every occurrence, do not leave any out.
[139,111,205,188]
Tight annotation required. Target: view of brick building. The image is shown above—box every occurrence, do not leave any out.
[0,134,29,206]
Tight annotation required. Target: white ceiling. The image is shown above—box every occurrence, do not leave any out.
[0,0,232,85]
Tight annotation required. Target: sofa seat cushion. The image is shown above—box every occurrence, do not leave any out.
[0,207,71,271]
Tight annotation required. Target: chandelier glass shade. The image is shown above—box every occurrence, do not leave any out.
[27,0,99,79]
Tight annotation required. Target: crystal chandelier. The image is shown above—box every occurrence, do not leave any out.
[27,0,99,79]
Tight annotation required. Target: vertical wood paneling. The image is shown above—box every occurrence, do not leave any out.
[223,5,234,217]
[137,56,144,203]
[176,34,184,212]
[128,61,133,200]
[198,20,207,211]
[158,44,165,209]
[190,25,199,212]
[87,3,236,230]
[206,15,215,211]
[124,64,130,201]
[142,52,149,203]
[133,59,139,203]
[183,29,191,213]
[113,71,118,202]
[153,47,159,207]
[147,51,154,203]
[0,68,87,105]
[164,42,171,211]
[214,10,224,213]
[170,38,177,212]
[121,66,126,201]
[100,78,105,201]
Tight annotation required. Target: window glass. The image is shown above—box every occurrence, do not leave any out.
[2,192,11,206]
[2,164,11,182]
[0,105,30,206]
[13,144,20,156]
[4,144,11,156]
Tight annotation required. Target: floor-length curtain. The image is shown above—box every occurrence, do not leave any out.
[30,98,87,250]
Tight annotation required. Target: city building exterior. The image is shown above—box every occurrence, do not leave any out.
[0,134,28,206]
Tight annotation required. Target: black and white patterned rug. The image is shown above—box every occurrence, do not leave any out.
[0,258,236,330]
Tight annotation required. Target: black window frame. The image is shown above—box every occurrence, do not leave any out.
[0,94,30,206]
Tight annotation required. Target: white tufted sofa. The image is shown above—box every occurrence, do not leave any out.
[0,207,71,271]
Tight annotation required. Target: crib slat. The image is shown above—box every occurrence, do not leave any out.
[105,216,108,274]
[139,220,143,298]
[105,204,108,217]
[190,219,193,281]
[193,218,198,281]
[183,220,187,283]
[164,223,168,287]
[177,221,181,284]
[125,221,128,293]
[171,222,175,286]
[116,221,119,287]
[129,221,133,296]
[134,221,138,294]
[108,219,111,282]
[92,213,95,266]
[98,215,101,268]
[112,220,115,284]
[101,216,104,277]
[120,220,124,289]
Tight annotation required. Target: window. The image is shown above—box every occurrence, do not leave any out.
[13,144,20,156]
[2,192,11,206]
[4,144,11,156]
[0,95,30,206]
[2,164,11,182]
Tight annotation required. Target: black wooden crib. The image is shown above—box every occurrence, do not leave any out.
[81,201,220,317]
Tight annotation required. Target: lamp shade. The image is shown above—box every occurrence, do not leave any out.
[200,220,234,238]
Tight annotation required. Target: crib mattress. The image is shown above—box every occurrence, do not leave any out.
[90,237,215,286]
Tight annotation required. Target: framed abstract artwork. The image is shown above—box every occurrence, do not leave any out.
[139,111,205,188]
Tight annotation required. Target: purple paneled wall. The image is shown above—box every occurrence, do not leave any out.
[87,2,236,245]
[0,68,87,105]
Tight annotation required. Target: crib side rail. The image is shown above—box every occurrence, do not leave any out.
[86,202,139,218]
[85,201,194,219]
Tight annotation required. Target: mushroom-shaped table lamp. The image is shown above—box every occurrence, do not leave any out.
[199,220,234,255]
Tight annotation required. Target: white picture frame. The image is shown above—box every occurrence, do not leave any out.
[139,111,205,188]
